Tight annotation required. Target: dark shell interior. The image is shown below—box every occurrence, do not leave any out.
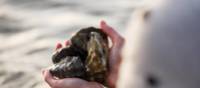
[50,27,109,86]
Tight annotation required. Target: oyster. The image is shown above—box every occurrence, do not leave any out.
[50,27,109,85]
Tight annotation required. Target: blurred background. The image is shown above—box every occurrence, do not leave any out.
[0,0,134,88]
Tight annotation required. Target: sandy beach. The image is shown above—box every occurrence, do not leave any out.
[0,0,133,88]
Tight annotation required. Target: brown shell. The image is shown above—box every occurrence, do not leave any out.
[50,27,109,86]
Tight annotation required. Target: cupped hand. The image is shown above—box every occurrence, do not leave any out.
[42,21,124,88]
[42,69,103,88]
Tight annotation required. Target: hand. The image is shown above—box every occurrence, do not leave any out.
[100,21,124,88]
[42,21,124,88]
[42,41,103,88]
[42,69,103,88]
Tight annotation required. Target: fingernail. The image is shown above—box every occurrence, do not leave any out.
[56,43,62,50]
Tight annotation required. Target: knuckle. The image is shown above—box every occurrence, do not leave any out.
[114,36,125,46]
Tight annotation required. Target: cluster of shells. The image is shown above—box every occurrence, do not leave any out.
[50,27,109,86]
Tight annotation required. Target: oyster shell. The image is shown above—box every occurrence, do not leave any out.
[50,27,109,85]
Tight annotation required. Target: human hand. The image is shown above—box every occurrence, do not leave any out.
[42,21,124,88]
[42,69,103,88]
[42,40,103,88]
[100,21,124,88]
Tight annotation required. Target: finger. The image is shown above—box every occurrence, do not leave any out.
[100,21,116,41]
[65,40,71,46]
[108,55,122,86]
[57,78,103,88]
[43,70,101,88]
[108,73,118,88]
[55,42,62,50]
[43,70,59,88]
[100,21,123,44]
[101,21,124,68]
[100,21,124,51]
[100,21,124,88]
[59,78,87,88]
[43,69,70,88]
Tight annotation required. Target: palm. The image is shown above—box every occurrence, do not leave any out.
[42,21,124,88]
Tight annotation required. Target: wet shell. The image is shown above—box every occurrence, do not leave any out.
[50,27,109,86]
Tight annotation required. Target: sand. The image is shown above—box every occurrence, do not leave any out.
[0,0,133,88]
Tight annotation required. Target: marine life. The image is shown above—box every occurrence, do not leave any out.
[50,27,109,85]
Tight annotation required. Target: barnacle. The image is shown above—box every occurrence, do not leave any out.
[50,27,109,85]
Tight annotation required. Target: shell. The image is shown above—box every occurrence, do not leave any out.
[50,27,109,86]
